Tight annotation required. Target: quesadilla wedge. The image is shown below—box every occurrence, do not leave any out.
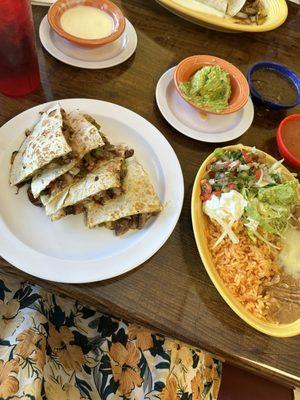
[194,0,266,23]
[10,104,72,186]
[231,0,267,25]
[31,111,105,199]
[86,158,162,235]
[41,156,126,220]
[227,0,246,16]
[33,140,133,208]
[195,0,227,14]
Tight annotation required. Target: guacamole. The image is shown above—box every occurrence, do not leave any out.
[258,179,299,206]
[179,65,231,112]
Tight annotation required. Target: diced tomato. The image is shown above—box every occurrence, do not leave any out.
[200,180,212,194]
[209,170,215,178]
[227,182,236,190]
[200,180,212,201]
[242,150,253,163]
[258,154,266,164]
[255,169,262,180]
[206,163,211,171]
[250,152,258,162]
[200,193,212,201]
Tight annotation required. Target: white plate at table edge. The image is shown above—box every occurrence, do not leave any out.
[0,99,184,284]
[156,67,254,143]
[39,16,137,69]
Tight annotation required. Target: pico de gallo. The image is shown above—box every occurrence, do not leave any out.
[200,147,282,202]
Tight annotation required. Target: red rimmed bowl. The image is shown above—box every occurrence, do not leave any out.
[277,114,300,169]
[174,55,250,115]
[48,0,126,47]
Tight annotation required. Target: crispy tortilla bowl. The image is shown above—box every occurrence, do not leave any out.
[191,144,300,337]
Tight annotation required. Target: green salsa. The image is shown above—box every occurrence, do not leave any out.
[179,65,231,112]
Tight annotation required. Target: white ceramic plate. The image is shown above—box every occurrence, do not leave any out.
[39,16,137,69]
[156,67,254,143]
[0,99,184,283]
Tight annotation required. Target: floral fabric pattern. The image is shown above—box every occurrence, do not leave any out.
[0,273,221,400]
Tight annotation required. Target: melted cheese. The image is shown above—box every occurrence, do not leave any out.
[279,227,300,278]
[60,6,114,40]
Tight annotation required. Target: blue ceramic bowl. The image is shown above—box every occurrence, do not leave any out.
[247,62,300,110]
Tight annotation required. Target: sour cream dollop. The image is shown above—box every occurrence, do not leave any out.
[203,190,247,223]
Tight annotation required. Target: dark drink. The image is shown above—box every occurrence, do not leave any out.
[0,0,40,97]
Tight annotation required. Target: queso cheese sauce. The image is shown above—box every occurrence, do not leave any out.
[60,6,114,40]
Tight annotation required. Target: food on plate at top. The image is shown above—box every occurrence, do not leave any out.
[86,158,163,236]
[194,0,267,24]
[200,145,300,324]
[10,105,72,186]
[251,69,298,105]
[231,0,267,25]
[195,0,227,14]
[10,104,162,236]
[179,65,231,112]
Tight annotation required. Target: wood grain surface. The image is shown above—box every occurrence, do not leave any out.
[0,0,300,388]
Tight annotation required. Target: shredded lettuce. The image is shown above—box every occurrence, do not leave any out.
[242,178,299,248]
[206,147,299,248]
[250,227,280,250]
[213,148,228,161]
[246,197,292,234]
[269,159,284,174]
[211,216,239,248]
[213,148,243,161]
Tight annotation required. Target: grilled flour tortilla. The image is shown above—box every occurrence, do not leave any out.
[195,0,266,23]
[86,158,162,235]
[42,157,125,220]
[227,0,246,16]
[196,0,227,14]
[31,111,105,199]
[10,104,72,186]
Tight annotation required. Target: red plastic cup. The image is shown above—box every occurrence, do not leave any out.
[0,0,40,97]
[276,114,300,169]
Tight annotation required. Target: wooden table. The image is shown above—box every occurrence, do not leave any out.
[1,0,300,388]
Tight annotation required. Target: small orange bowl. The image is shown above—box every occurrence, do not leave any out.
[277,114,300,169]
[174,55,250,115]
[48,0,126,47]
